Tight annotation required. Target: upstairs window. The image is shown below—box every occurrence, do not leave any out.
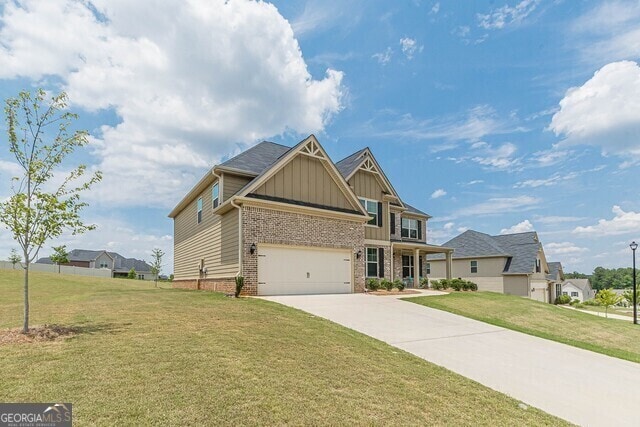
[535,258,541,273]
[470,260,478,274]
[401,218,418,239]
[197,198,203,224]
[212,183,219,209]
[99,262,108,268]
[359,198,379,226]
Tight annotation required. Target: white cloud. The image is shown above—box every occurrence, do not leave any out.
[478,0,541,30]
[443,222,454,230]
[573,205,640,236]
[399,37,423,60]
[531,148,572,167]
[534,215,585,225]
[361,105,523,146]
[0,0,344,208]
[500,219,534,234]
[430,3,440,15]
[372,47,393,65]
[544,242,589,257]
[550,61,640,163]
[431,189,447,199]
[571,1,640,64]
[455,196,539,218]
[457,226,469,233]
[470,141,520,171]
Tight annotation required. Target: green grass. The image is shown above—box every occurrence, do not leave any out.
[408,291,640,363]
[0,270,567,426]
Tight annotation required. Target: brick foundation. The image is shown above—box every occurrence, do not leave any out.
[172,277,236,294]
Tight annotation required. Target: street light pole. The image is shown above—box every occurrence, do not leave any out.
[631,241,638,325]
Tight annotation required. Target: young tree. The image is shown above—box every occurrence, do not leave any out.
[149,248,164,288]
[127,268,137,279]
[0,89,101,333]
[595,289,623,318]
[8,248,22,269]
[49,245,69,273]
[623,288,640,308]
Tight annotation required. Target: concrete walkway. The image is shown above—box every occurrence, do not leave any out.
[559,304,635,322]
[263,293,640,427]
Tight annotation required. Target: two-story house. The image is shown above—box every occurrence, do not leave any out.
[169,135,453,295]
[427,230,559,303]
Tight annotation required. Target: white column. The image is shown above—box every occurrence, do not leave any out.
[414,248,420,288]
[445,251,453,280]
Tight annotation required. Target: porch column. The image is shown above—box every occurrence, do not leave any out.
[414,248,420,288]
[390,245,394,281]
[445,251,453,280]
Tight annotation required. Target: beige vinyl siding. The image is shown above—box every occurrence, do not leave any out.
[428,257,508,293]
[223,174,252,200]
[504,275,530,297]
[173,179,239,279]
[252,154,352,210]
[348,170,388,241]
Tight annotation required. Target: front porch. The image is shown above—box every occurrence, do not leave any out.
[391,241,453,288]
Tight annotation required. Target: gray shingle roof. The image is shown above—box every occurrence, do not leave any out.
[218,141,291,175]
[427,230,542,274]
[547,261,562,280]
[403,202,431,218]
[563,279,591,292]
[36,249,152,273]
[335,148,367,178]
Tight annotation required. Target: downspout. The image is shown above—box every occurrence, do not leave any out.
[230,198,243,279]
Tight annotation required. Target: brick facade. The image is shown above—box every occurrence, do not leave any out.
[242,206,365,295]
[173,277,236,293]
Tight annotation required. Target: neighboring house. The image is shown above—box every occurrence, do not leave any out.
[562,279,595,302]
[168,134,453,296]
[37,249,154,280]
[427,230,558,303]
[547,261,565,302]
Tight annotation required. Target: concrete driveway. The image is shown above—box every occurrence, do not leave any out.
[263,293,640,427]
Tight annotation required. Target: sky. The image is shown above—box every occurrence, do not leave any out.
[0,0,639,274]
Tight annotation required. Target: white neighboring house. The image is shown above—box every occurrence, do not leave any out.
[561,279,594,302]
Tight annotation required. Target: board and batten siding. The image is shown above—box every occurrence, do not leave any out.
[348,170,388,240]
[174,179,239,279]
[252,154,353,210]
[223,174,252,200]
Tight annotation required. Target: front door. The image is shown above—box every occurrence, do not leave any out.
[402,255,414,286]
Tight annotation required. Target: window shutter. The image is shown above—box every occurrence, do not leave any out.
[378,247,385,278]
[377,202,383,227]
[417,220,422,240]
[419,256,423,277]
[390,213,395,234]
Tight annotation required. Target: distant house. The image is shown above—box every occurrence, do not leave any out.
[546,261,565,302]
[562,279,594,302]
[37,249,154,280]
[427,230,560,304]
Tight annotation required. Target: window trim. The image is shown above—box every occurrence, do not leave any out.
[571,291,579,298]
[402,255,414,279]
[359,197,379,227]
[425,262,431,275]
[401,218,418,239]
[212,182,219,209]
[197,197,203,224]
[366,248,379,278]
[470,260,478,274]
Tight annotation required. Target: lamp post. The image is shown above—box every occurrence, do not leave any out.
[631,241,638,325]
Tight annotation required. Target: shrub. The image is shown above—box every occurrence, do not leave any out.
[430,280,441,290]
[391,279,402,291]
[235,276,245,297]
[449,279,464,291]
[583,299,600,306]
[419,277,429,289]
[366,278,380,291]
[396,281,405,292]
[573,303,585,309]
[380,279,394,291]
[570,299,581,306]
[466,281,478,291]
[555,294,571,305]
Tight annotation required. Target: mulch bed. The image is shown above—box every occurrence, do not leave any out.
[0,324,78,345]
[370,290,422,296]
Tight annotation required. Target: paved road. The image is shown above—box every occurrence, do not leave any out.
[263,293,640,427]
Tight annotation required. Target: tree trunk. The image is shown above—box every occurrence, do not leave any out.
[23,262,29,333]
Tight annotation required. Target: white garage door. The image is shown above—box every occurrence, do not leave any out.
[257,245,352,296]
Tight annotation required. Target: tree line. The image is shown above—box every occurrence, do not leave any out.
[565,267,636,290]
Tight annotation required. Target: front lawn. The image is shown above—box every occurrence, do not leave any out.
[409,291,640,363]
[0,271,565,425]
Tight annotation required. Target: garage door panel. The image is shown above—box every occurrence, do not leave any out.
[257,245,352,296]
